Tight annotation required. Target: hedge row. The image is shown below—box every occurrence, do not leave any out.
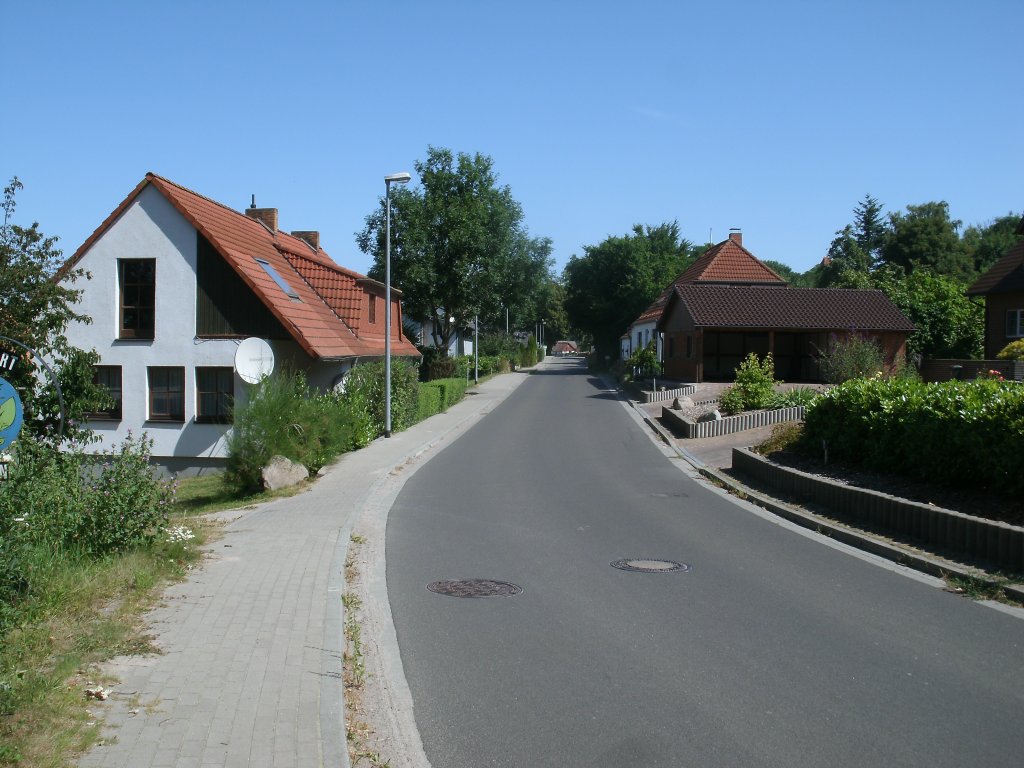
[419,377,469,414]
[800,377,1024,496]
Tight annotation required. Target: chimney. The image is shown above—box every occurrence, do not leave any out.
[245,196,278,233]
[728,229,742,246]
[292,230,320,251]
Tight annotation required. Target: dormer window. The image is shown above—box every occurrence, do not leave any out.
[254,257,300,300]
[369,295,377,324]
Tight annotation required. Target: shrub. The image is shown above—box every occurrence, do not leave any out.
[415,384,442,423]
[519,335,538,368]
[337,360,419,446]
[799,377,1024,496]
[226,369,356,492]
[479,332,521,367]
[996,340,1024,361]
[625,341,659,380]
[818,333,885,383]
[0,433,173,558]
[755,422,804,455]
[421,377,469,412]
[769,387,820,408]
[719,353,779,414]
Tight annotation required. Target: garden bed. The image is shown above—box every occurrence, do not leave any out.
[732,447,1024,573]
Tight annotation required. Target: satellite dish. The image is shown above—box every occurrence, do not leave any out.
[235,338,275,384]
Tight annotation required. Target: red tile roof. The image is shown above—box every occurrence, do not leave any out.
[674,238,787,285]
[659,285,915,332]
[967,240,1024,296]
[63,173,419,360]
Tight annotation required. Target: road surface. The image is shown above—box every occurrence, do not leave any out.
[386,358,1024,767]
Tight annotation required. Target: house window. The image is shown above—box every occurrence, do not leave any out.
[1007,310,1024,339]
[369,295,377,324]
[148,366,185,422]
[668,337,675,358]
[119,259,155,339]
[637,332,642,348]
[196,367,233,423]
[87,365,122,420]
[686,335,692,359]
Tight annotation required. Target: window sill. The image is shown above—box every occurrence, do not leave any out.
[86,416,122,422]
[195,418,232,425]
[145,418,185,424]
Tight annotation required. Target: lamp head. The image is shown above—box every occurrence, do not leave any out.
[385,172,412,185]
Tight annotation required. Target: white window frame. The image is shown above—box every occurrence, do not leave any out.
[1007,309,1024,339]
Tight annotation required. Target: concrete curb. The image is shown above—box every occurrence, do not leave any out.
[620,389,1024,605]
[696,463,1024,603]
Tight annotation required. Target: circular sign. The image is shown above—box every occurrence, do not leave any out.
[0,377,24,451]
[234,338,275,384]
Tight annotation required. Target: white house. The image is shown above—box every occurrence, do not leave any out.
[58,172,420,474]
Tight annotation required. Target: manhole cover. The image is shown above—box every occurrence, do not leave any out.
[427,579,524,598]
[611,559,691,573]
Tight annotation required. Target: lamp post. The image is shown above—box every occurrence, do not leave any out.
[384,171,411,438]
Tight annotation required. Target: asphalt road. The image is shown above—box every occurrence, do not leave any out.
[386,358,1024,767]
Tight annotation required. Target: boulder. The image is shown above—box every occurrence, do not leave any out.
[673,396,694,410]
[262,455,309,491]
[696,409,722,423]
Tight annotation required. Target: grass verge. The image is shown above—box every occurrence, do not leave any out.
[0,519,213,767]
[342,534,391,768]
[172,473,312,517]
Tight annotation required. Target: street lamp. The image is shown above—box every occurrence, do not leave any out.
[384,171,411,438]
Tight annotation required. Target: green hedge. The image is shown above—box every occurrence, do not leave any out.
[416,384,442,422]
[420,377,469,413]
[800,377,1024,496]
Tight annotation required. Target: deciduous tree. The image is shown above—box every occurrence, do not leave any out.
[357,147,547,356]
[563,221,695,359]
[1,178,106,443]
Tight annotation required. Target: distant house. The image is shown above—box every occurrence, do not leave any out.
[405,316,475,357]
[58,172,420,474]
[623,232,786,361]
[623,232,914,382]
[966,215,1024,359]
[551,340,579,355]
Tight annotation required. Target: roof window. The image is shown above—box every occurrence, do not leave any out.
[254,257,301,300]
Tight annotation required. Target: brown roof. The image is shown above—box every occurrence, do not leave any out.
[628,235,786,330]
[62,173,419,360]
[658,285,915,332]
[674,236,787,285]
[967,240,1024,296]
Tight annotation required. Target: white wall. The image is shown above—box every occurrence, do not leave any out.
[62,186,351,466]
[624,321,663,361]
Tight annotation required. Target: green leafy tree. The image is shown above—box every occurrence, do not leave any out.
[0,177,106,443]
[357,147,545,357]
[880,201,971,279]
[870,266,982,359]
[960,213,1023,278]
[819,226,873,287]
[491,233,555,333]
[564,221,695,359]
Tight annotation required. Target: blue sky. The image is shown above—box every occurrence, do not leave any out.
[5,1,1021,278]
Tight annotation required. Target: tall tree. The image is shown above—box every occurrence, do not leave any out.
[563,221,695,359]
[960,213,1023,278]
[819,225,873,286]
[880,201,970,279]
[852,194,887,263]
[357,147,539,356]
[1,178,105,442]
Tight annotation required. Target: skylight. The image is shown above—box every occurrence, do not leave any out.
[254,257,301,300]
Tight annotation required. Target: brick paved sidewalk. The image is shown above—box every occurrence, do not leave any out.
[78,371,528,768]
